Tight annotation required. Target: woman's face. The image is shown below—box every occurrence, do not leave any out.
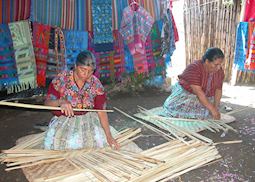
[205,58,224,73]
[75,65,94,81]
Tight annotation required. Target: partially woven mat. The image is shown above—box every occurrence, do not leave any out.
[134,106,236,133]
[17,128,142,182]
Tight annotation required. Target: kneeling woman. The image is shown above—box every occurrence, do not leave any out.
[44,51,119,150]
[164,47,225,120]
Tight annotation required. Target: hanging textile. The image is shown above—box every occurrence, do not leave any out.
[0,24,18,91]
[245,22,255,70]
[133,53,149,74]
[46,27,66,79]
[32,22,51,87]
[119,5,154,55]
[124,44,135,73]
[113,30,125,80]
[31,0,86,31]
[243,0,255,22]
[0,0,31,24]
[92,0,114,52]
[8,20,37,93]
[63,29,88,70]
[161,8,176,65]
[95,51,114,82]
[234,22,249,71]
[145,35,156,72]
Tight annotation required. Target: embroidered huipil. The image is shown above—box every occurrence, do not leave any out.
[119,6,154,55]
[47,70,106,116]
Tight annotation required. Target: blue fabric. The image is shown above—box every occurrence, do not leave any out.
[234,22,249,71]
[94,43,114,52]
[92,0,113,48]
[0,24,18,90]
[124,44,134,73]
[64,30,89,70]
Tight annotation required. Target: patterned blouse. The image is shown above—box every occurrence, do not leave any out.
[47,70,106,116]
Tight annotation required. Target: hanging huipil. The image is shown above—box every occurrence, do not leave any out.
[119,5,154,55]
[161,8,176,66]
[245,22,255,71]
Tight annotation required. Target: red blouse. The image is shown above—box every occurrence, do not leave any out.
[178,60,224,97]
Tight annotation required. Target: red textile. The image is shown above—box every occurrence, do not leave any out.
[245,22,255,70]
[244,0,255,22]
[178,60,224,97]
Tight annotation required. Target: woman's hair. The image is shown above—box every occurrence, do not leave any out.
[75,50,96,70]
[202,47,224,63]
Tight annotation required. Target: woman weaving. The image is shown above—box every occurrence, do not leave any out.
[44,50,119,150]
[163,47,225,120]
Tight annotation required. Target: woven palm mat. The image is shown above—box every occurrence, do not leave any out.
[134,106,236,134]
[2,127,222,182]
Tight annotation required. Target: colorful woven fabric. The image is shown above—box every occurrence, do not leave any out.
[63,29,88,70]
[31,0,87,31]
[46,27,66,79]
[92,0,114,52]
[32,22,51,86]
[95,51,114,82]
[0,24,18,90]
[234,22,249,71]
[133,53,149,74]
[0,0,31,24]
[244,0,255,22]
[161,8,176,63]
[245,22,255,71]
[8,20,37,93]
[120,5,154,55]
[124,44,135,73]
[163,83,214,120]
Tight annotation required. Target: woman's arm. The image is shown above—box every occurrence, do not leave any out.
[214,89,222,108]
[45,98,74,117]
[97,111,120,150]
[190,85,220,120]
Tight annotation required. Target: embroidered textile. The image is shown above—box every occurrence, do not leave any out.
[63,29,88,70]
[244,0,255,22]
[32,22,51,86]
[234,22,249,71]
[119,6,154,55]
[0,0,30,24]
[8,20,37,93]
[0,24,18,90]
[92,0,114,52]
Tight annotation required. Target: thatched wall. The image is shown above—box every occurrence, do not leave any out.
[183,0,254,84]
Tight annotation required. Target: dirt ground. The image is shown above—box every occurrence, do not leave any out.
[0,87,254,182]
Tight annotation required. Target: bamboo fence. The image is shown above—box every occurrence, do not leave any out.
[183,0,254,83]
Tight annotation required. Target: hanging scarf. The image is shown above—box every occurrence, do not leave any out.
[63,29,88,70]
[46,27,66,79]
[0,24,18,91]
[92,0,114,52]
[245,22,255,71]
[244,0,255,22]
[0,0,31,24]
[234,22,249,71]
[8,20,37,93]
[32,22,51,86]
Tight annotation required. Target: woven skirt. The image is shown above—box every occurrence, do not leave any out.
[163,83,214,120]
[44,112,109,150]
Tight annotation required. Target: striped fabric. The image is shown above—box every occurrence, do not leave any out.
[0,24,18,91]
[32,22,51,87]
[8,20,37,93]
[30,0,86,31]
[0,0,30,24]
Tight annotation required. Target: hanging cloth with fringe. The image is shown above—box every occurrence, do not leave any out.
[32,22,51,87]
[8,20,37,93]
[0,24,18,91]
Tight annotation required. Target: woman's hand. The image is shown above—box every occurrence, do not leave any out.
[106,136,120,150]
[210,107,221,120]
[59,99,74,117]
